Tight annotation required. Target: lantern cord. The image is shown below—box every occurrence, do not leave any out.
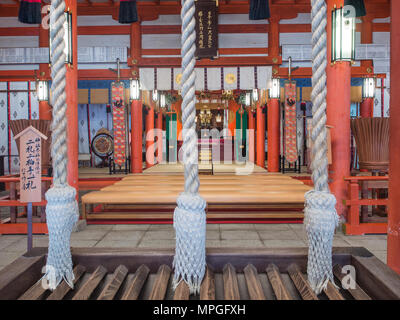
[172,0,207,294]
[41,0,79,291]
[304,0,339,294]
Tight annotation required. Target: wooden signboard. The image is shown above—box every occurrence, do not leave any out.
[14,126,48,203]
[195,0,218,59]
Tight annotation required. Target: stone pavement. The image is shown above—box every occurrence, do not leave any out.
[0,223,387,271]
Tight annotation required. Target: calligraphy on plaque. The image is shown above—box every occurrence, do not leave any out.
[14,126,47,203]
[195,0,218,59]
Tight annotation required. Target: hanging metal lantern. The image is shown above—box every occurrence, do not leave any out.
[362,77,375,99]
[331,6,356,62]
[37,80,49,102]
[269,78,280,99]
[49,11,73,64]
[129,79,140,101]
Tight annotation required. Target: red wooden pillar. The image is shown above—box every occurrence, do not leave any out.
[268,16,280,60]
[248,110,255,162]
[131,100,142,173]
[130,22,142,173]
[155,111,163,163]
[388,0,400,274]
[361,15,373,44]
[256,103,265,168]
[145,106,155,168]
[326,0,351,217]
[65,0,78,192]
[360,98,373,118]
[39,10,51,120]
[267,98,280,172]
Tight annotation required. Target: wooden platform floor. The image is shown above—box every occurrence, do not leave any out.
[2,247,400,300]
[81,172,312,222]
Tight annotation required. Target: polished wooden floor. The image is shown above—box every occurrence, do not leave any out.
[81,164,312,222]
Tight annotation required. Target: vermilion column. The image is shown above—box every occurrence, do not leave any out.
[65,0,78,192]
[39,10,51,120]
[145,106,155,168]
[267,98,280,172]
[155,111,163,163]
[326,0,351,217]
[388,0,400,274]
[131,100,142,173]
[360,98,374,118]
[248,110,255,162]
[256,104,265,168]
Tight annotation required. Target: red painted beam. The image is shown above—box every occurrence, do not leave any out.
[142,48,269,56]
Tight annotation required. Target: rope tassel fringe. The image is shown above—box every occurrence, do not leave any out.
[304,190,338,294]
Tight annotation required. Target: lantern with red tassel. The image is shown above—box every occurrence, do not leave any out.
[18,0,42,24]
[119,0,138,24]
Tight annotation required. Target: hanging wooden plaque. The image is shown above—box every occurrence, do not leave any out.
[195,0,218,59]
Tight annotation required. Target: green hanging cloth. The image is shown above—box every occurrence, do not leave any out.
[235,109,248,161]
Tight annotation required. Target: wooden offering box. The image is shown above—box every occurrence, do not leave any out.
[0,247,399,300]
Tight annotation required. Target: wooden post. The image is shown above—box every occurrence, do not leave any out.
[131,100,142,173]
[256,103,265,168]
[360,98,374,118]
[268,16,280,62]
[248,110,255,162]
[39,9,51,120]
[388,0,400,274]
[65,0,78,195]
[146,106,155,168]
[326,0,351,217]
[155,112,163,164]
[267,98,280,172]
[129,21,142,173]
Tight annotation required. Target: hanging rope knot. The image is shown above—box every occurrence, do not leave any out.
[304,190,338,294]
[173,193,206,294]
[44,185,79,290]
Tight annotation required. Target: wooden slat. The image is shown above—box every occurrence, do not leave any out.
[333,264,371,300]
[243,264,266,300]
[324,281,345,300]
[121,264,150,300]
[47,265,86,300]
[18,279,48,300]
[148,265,171,300]
[287,264,318,300]
[173,280,190,300]
[266,264,293,300]
[97,265,128,300]
[200,266,215,300]
[223,263,240,300]
[72,265,107,300]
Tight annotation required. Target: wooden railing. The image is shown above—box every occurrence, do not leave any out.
[0,175,122,234]
[344,176,388,235]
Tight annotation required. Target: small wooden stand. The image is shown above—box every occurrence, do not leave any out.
[13,126,47,251]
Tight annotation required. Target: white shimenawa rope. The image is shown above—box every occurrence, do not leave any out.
[42,0,79,290]
[172,0,206,294]
[305,0,339,294]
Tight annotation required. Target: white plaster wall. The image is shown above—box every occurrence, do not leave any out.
[0,36,38,47]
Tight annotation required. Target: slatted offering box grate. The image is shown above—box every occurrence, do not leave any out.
[1,247,400,300]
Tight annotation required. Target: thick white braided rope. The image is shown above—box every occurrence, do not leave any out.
[304,0,339,294]
[172,0,206,294]
[42,0,79,290]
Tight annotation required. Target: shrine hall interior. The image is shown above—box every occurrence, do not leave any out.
[0,0,399,277]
